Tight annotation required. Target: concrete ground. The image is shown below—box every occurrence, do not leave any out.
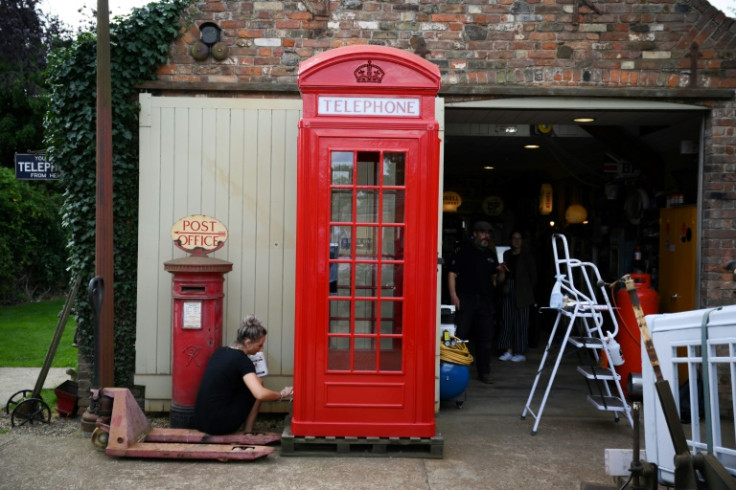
[0,346,638,490]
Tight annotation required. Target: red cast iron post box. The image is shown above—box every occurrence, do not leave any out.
[293,46,441,438]
[164,215,232,428]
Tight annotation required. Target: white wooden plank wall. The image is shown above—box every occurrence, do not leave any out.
[434,97,445,412]
[135,94,301,410]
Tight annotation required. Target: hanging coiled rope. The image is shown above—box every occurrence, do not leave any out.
[440,337,474,366]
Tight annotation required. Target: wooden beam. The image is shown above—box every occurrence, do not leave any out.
[96,0,115,388]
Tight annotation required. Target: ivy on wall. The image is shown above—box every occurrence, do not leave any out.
[44,0,190,386]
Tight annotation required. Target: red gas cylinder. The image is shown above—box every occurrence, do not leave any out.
[615,273,658,397]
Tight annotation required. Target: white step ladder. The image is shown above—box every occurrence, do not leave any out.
[521,233,633,435]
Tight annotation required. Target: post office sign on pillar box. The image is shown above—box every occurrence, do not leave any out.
[293,46,441,438]
[164,214,232,428]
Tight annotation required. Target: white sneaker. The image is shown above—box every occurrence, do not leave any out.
[499,352,513,361]
[511,354,526,362]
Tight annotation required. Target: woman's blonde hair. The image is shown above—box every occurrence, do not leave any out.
[234,314,267,345]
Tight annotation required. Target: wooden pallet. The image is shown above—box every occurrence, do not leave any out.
[280,417,443,458]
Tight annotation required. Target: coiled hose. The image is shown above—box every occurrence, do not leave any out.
[439,337,474,366]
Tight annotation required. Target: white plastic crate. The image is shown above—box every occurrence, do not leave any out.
[642,305,736,485]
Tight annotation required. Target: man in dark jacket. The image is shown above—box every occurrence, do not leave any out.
[447,221,500,384]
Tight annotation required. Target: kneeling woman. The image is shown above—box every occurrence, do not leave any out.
[194,315,293,435]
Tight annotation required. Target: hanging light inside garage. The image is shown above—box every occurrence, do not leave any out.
[539,183,553,215]
[565,203,588,224]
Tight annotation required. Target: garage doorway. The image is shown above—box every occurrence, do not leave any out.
[440,98,706,342]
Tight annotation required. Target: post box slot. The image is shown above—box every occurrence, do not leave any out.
[181,285,206,293]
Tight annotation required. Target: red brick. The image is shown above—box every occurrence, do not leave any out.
[156,65,177,75]
[200,3,226,13]
[220,20,244,30]
[150,0,735,97]
[181,30,198,44]
[432,14,460,22]
[302,21,328,29]
[255,56,280,65]
[287,12,313,20]
[238,29,264,38]
[169,75,202,83]
[276,20,301,29]
[529,32,556,41]
[528,50,555,60]
[236,66,263,76]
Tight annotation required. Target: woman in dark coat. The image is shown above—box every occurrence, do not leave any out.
[497,231,537,362]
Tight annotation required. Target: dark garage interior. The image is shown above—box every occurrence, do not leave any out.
[440,100,704,317]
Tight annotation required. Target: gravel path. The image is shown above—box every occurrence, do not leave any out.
[0,409,92,438]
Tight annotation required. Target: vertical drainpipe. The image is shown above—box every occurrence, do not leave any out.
[695,114,705,310]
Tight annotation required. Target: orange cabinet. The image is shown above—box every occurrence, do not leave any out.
[658,206,697,313]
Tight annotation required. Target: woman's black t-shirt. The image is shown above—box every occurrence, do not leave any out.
[194,346,256,435]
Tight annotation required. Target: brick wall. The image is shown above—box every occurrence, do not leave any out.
[156,0,736,89]
[702,99,736,307]
[148,0,736,307]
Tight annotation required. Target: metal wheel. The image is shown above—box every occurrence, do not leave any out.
[11,397,51,427]
[91,427,109,451]
[5,390,33,414]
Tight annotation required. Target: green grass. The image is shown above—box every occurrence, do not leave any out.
[0,299,78,367]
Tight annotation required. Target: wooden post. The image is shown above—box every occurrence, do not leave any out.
[96,0,115,388]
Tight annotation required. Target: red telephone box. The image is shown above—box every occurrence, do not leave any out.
[293,45,441,438]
